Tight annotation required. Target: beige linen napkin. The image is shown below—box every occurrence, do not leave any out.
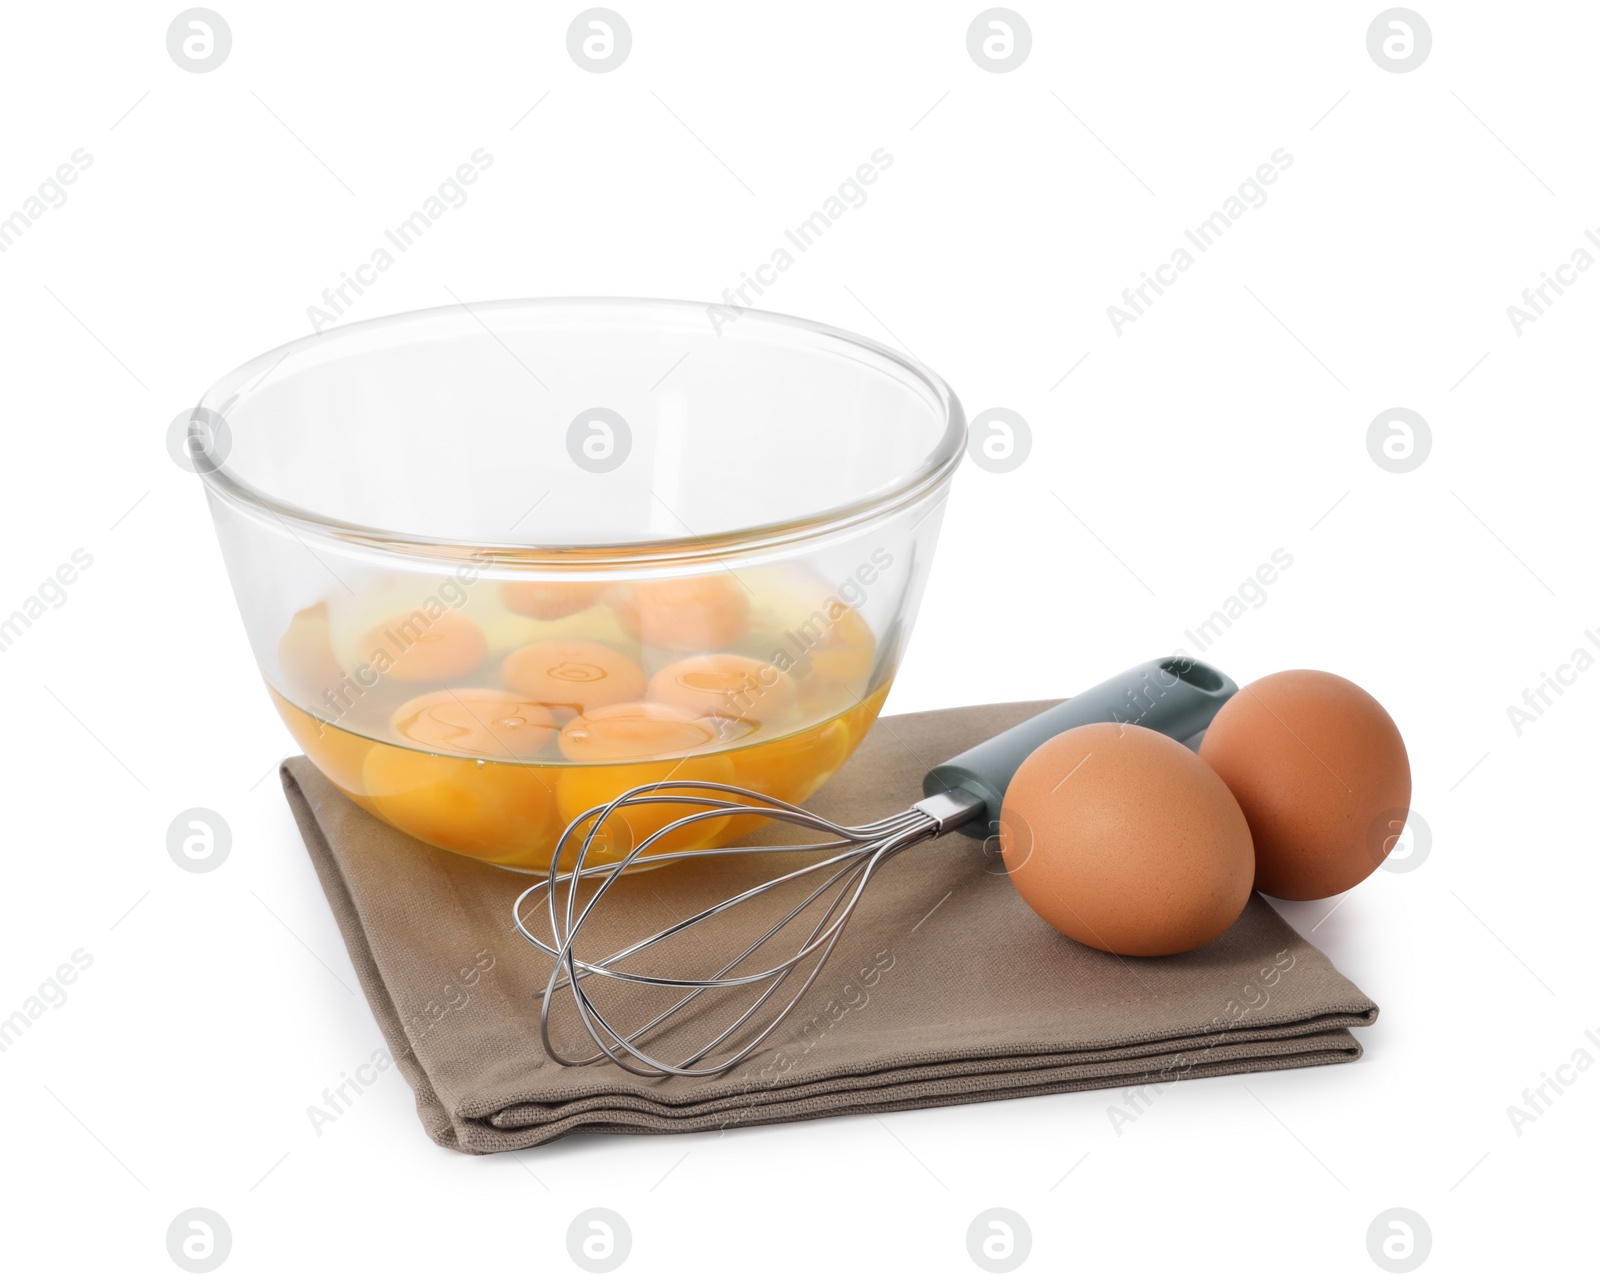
[280,699,1377,1152]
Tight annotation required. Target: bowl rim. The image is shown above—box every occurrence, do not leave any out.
[192,297,967,569]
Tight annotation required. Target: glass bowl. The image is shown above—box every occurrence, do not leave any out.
[190,298,965,869]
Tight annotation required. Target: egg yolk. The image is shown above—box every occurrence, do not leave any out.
[730,718,852,800]
[797,608,878,711]
[716,717,855,842]
[647,652,796,724]
[357,609,487,684]
[499,580,603,621]
[390,688,557,759]
[269,574,896,870]
[363,746,556,864]
[558,701,731,763]
[270,688,373,797]
[611,573,750,652]
[499,640,646,718]
[556,755,737,859]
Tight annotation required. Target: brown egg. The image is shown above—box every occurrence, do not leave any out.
[1198,669,1411,901]
[1000,723,1255,957]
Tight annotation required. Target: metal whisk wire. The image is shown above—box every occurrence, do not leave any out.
[510,659,1240,1081]
[513,781,939,1078]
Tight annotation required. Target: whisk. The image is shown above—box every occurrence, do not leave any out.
[514,656,1237,1078]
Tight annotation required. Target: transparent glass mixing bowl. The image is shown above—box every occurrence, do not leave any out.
[191,298,965,868]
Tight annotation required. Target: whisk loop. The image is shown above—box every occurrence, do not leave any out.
[513,780,959,1078]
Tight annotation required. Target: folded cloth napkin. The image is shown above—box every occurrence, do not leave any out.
[280,698,1378,1152]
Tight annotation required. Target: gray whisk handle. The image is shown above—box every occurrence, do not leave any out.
[919,656,1237,839]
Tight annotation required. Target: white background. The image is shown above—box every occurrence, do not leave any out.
[2,1,1595,1277]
